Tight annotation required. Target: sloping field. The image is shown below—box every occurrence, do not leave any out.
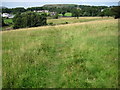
[47,17,113,25]
[2,19,118,88]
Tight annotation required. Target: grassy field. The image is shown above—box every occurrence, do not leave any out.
[3,17,113,26]
[58,13,72,17]
[2,17,112,31]
[47,17,113,25]
[2,18,118,88]
[2,18,13,31]
[4,18,13,24]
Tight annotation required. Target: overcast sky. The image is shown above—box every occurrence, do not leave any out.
[1,0,119,8]
[2,0,120,2]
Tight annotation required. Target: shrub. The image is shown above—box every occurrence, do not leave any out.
[72,9,81,19]
[65,22,68,24]
[111,6,120,19]
[99,12,105,18]
[49,22,54,26]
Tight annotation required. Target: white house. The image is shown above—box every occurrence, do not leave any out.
[2,13,10,18]
[2,13,14,18]
[34,10,49,13]
[44,10,49,13]
[101,9,104,12]
[9,15,15,18]
[50,12,57,16]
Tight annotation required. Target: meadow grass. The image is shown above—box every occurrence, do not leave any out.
[58,13,72,17]
[2,19,118,88]
[64,13,72,16]
[47,17,113,25]
[2,18,13,31]
[4,18,13,25]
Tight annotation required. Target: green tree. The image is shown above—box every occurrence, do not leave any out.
[52,13,59,19]
[1,18,6,27]
[103,8,113,17]
[13,13,23,29]
[99,11,105,18]
[72,9,81,19]
[13,12,47,29]
[111,6,120,19]
[12,7,26,14]
[2,8,12,13]
[62,12,66,17]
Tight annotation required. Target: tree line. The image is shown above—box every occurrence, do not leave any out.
[2,5,119,18]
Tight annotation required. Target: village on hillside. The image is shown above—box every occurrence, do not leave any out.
[1,9,57,19]
[1,4,120,30]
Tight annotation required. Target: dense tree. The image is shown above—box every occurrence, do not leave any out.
[2,18,6,26]
[12,7,26,14]
[0,15,7,27]
[2,8,12,13]
[98,7,114,17]
[13,12,47,29]
[52,13,59,19]
[72,9,81,19]
[79,5,108,16]
[13,13,23,28]
[104,8,113,17]
[2,7,26,14]
[99,11,105,18]
[27,7,44,11]
[111,6,120,19]
[2,5,112,17]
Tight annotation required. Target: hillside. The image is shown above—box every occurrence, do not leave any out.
[0,6,7,9]
[2,19,118,88]
[43,4,77,8]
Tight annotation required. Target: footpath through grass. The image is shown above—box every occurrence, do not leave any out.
[2,19,118,88]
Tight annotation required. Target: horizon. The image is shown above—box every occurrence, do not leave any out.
[1,2,119,8]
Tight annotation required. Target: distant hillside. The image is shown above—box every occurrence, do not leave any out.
[0,6,7,9]
[43,4,78,8]
[43,4,108,8]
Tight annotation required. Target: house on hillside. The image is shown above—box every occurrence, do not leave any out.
[49,12,57,16]
[101,9,104,12]
[2,13,14,18]
[43,10,49,13]
[9,14,15,18]
[34,10,49,13]
[2,13,10,18]
[33,10,57,16]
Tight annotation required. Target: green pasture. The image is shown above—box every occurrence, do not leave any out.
[2,19,118,88]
